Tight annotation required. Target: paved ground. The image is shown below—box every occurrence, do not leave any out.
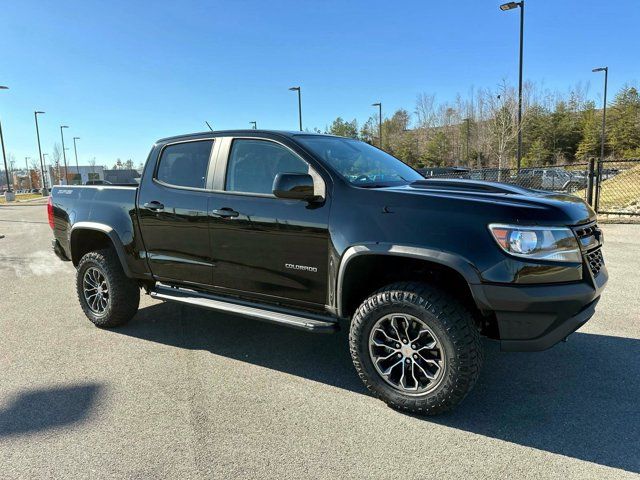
[1,203,638,480]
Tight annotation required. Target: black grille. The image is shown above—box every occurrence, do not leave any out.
[575,225,598,239]
[586,248,604,276]
[574,222,605,277]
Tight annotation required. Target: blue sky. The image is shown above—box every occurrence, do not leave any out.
[1,0,638,168]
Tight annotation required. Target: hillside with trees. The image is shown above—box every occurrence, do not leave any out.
[324,82,640,169]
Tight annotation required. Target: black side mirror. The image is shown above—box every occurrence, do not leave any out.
[272,173,318,201]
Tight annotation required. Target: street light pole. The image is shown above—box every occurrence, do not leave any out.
[34,111,48,196]
[60,125,69,185]
[73,137,81,178]
[500,1,525,170]
[0,86,11,195]
[250,121,257,130]
[42,153,48,190]
[0,120,9,193]
[592,66,608,212]
[372,103,382,148]
[289,87,302,131]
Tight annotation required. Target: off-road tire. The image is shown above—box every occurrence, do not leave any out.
[349,281,483,415]
[76,248,140,328]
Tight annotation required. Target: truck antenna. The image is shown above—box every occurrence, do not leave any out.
[205,121,213,131]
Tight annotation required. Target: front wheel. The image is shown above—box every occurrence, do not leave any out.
[76,248,140,328]
[349,282,483,415]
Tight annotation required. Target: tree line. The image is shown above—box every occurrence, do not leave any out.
[323,81,640,169]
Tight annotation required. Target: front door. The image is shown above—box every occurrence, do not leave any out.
[208,137,331,309]
[137,139,215,286]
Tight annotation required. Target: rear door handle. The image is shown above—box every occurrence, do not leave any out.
[210,207,239,218]
[144,201,164,211]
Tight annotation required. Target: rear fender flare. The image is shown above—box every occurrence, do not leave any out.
[70,222,132,277]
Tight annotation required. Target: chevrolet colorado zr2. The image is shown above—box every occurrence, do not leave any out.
[49,130,607,414]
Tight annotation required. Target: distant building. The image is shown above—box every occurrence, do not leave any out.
[11,170,34,190]
[47,165,105,186]
[103,169,141,185]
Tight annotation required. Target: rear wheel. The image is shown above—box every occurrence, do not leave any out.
[76,249,140,328]
[349,282,483,415]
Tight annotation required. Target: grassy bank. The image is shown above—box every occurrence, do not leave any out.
[0,193,44,204]
[577,163,640,214]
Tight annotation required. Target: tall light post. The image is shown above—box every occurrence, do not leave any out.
[0,85,12,197]
[592,66,608,211]
[372,102,382,148]
[250,121,257,130]
[500,1,525,170]
[60,125,69,185]
[73,136,81,181]
[34,111,48,196]
[289,86,302,131]
[42,153,49,190]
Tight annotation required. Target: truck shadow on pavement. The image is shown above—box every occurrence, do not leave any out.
[121,302,639,474]
[0,384,101,438]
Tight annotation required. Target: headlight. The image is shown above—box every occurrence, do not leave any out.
[488,224,582,262]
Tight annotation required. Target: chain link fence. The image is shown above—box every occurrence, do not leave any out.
[594,159,640,216]
[422,158,640,216]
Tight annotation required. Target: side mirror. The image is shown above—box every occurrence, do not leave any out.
[272,173,319,201]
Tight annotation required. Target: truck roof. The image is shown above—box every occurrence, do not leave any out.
[155,129,338,144]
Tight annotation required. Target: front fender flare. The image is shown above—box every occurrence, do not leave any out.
[335,244,482,318]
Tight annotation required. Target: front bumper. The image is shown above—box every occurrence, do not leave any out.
[471,267,607,352]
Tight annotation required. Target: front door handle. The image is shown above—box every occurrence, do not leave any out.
[144,201,164,211]
[211,207,239,218]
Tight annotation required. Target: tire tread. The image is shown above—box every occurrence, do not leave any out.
[76,248,139,328]
[349,281,483,415]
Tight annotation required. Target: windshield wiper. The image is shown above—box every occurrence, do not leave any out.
[356,183,391,189]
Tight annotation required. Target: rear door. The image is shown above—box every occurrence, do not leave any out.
[207,136,331,310]
[137,138,217,286]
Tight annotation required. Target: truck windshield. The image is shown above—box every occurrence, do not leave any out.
[297,136,423,187]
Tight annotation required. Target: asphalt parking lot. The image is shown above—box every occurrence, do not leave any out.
[1,203,638,479]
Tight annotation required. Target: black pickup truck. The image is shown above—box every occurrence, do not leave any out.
[49,130,607,414]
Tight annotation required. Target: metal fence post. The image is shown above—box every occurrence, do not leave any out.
[594,159,603,213]
[587,157,595,206]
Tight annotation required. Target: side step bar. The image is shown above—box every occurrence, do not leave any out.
[149,284,339,333]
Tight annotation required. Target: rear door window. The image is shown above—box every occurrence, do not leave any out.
[156,140,213,189]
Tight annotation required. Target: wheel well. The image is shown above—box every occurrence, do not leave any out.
[339,255,498,338]
[70,229,115,267]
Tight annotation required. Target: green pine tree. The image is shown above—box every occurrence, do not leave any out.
[608,86,640,158]
[327,117,359,138]
[576,102,600,160]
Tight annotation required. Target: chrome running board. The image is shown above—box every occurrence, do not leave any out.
[150,283,338,333]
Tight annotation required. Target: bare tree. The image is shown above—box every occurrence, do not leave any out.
[52,143,62,185]
[415,93,437,129]
[483,82,520,175]
[29,159,41,189]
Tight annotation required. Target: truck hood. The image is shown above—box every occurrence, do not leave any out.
[380,178,596,226]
